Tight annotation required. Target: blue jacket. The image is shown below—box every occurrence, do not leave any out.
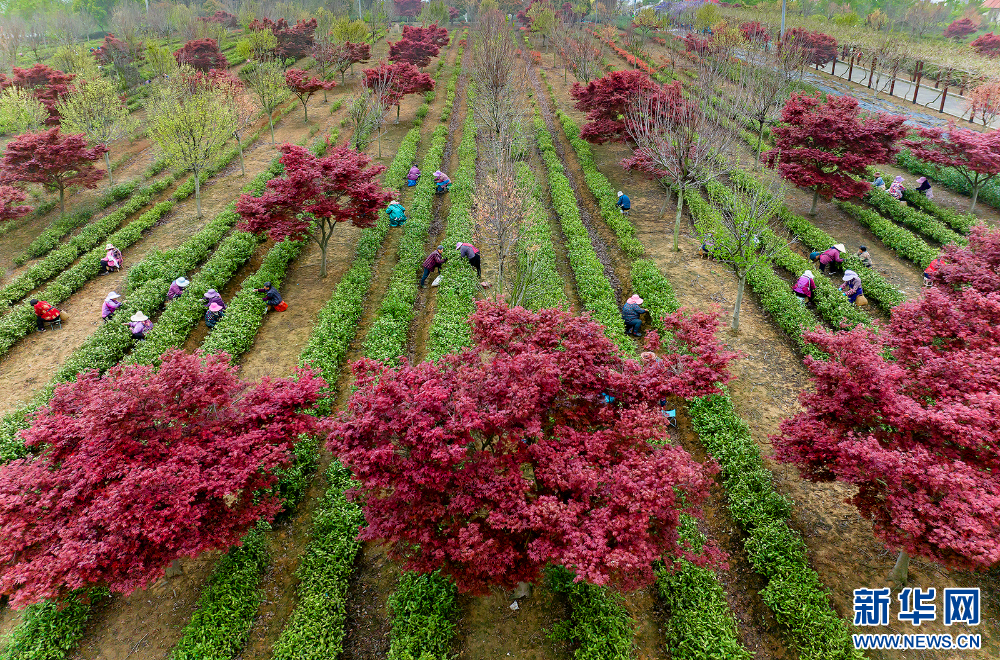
[621,302,646,322]
[617,194,631,210]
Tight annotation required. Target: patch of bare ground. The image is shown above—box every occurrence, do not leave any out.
[455,585,572,660]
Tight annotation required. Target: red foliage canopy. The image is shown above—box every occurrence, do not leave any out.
[944,17,978,40]
[284,68,336,121]
[448,6,461,20]
[782,27,837,65]
[389,37,441,69]
[174,39,228,72]
[740,21,770,44]
[682,33,711,55]
[93,33,143,68]
[774,226,1000,571]
[765,93,908,204]
[247,17,317,61]
[971,32,1000,58]
[329,41,371,83]
[904,122,1000,212]
[199,10,239,27]
[329,302,737,593]
[363,60,434,109]
[394,0,423,18]
[1,128,108,214]
[0,350,325,608]
[402,23,450,47]
[236,143,392,240]
[0,63,75,124]
[0,185,31,223]
[571,69,659,143]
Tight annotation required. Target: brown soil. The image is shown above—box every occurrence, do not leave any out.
[455,585,572,660]
[340,543,399,660]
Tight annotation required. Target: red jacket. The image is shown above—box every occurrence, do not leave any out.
[422,251,445,270]
[32,300,60,321]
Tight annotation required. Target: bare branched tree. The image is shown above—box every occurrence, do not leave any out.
[744,42,809,167]
[0,17,26,71]
[474,166,531,299]
[696,181,789,330]
[472,8,530,166]
[349,67,393,155]
[624,56,751,251]
[557,28,603,84]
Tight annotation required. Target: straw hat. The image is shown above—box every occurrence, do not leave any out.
[208,302,223,312]
[833,243,846,253]
[617,191,623,197]
[130,311,148,322]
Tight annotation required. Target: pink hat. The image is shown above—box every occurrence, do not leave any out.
[208,302,223,312]
[626,294,643,305]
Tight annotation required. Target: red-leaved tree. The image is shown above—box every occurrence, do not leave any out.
[389,37,441,69]
[236,144,392,277]
[1,128,108,216]
[740,21,770,45]
[247,17,317,62]
[0,350,325,609]
[0,185,32,223]
[200,10,239,27]
[449,6,461,22]
[331,41,371,84]
[782,27,837,65]
[329,301,736,593]
[765,93,908,214]
[174,39,228,72]
[944,17,978,40]
[570,69,658,143]
[904,122,1000,213]
[394,0,423,19]
[971,32,1000,58]
[363,60,435,123]
[774,225,1000,586]
[402,23,450,47]
[0,63,76,124]
[285,69,336,122]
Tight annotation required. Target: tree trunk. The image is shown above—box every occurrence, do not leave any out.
[971,184,980,214]
[58,185,65,217]
[302,99,309,122]
[319,227,330,278]
[673,183,685,252]
[104,151,114,187]
[889,550,909,589]
[268,114,276,144]
[731,275,746,330]
[809,187,820,215]
[194,167,202,218]
[396,103,401,124]
[755,127,765,170]
[235,133,245,177]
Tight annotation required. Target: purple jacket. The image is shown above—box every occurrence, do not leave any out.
[407,166,420,181]
[102,299,121,319]
[422,251,445,270]
[818,248,843,266]
[167,283,184,300]
[793,276,815,297]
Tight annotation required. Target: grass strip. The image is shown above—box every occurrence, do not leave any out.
[545,565,635,660]
[864,188,966,247]
[386,571,458,660]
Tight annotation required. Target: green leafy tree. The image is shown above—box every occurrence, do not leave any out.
[0,87,47,136]
[57,78,139,187]
[146,69,237,218]
[694,4,719,30]
[240,60,287,144]
[235,29,278,63]
[530,7,556,50]
[71,0,116,27]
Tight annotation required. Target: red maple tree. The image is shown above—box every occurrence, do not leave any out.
[247,17,317,62]
[394,0,423,19]
[199,10,239,27]
[782,27,837,65]
[765,93,908,214]
[329,302,736,593]
[0,185,32,223]
[363,60,435,122]
[904,122,1000,213]
[330,41,371,84]
[740,21,770,44]
[1,128,108,216]
[389,37,441,69]
[402,23,450,47]
[682,33,711,56]
[971,32,1000,58]
[0,63,76,124]
[284,69,336,122]
[174,39,229,72]
[944,17,978,40]
[570,69,658,143]
[236,144,392,277]
[448,6,461,21]
[93,33,144,68]
[774,225,1000,584]
[0,350,325,609]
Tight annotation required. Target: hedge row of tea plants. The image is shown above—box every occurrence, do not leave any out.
[546,565,635,660]
[426,109,478,361]
[685,188,825,358]
[688,392,863,660]
[835,200,937,270]
[300,127,422,407]
[269,461,364,660]
[534,114,633,354]
[896,149,1000,217]
[656,516,753,660]
[364,124,449,364]
[899,188,976,234]
[703,180,870,331]
[729,169,906,311]
[514,161,568,310]
[386,571,459,660]
[865,189,966,247]
[0,587,109,660]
